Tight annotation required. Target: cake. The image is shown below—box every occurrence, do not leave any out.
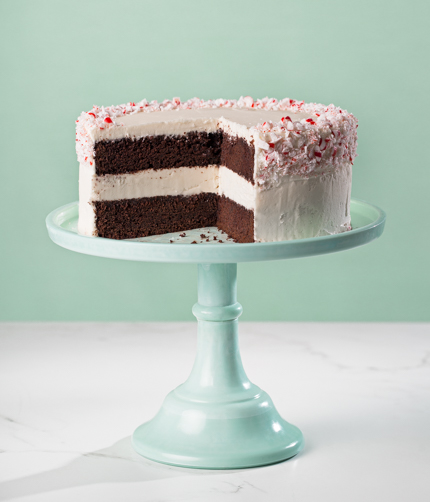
[76,96,357,242]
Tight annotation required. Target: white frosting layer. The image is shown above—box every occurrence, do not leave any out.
[88,166,219,201]
[78,165,256,236]
[254,164,352,241]
[78,163,97,236]
[218,166,255,211]
[89,108,313,143]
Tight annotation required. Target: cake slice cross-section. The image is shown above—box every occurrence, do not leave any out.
[76,96,357,242]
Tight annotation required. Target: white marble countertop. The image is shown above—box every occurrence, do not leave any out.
[0,322,429,501]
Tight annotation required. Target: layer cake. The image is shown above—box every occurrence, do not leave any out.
[76,97,357,242]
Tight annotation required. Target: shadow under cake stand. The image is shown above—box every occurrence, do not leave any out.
[46,198,386,469]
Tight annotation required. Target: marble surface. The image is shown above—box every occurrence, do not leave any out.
[0,322,429,501]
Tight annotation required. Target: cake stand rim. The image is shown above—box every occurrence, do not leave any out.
[45,198,386,263]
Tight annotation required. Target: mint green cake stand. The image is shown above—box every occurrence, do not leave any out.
[46,199,385,469]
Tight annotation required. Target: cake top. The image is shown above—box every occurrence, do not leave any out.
[76,96,358,189]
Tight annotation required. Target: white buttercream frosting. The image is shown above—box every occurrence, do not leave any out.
[218,166,255,211]
[254,165,352,241]
[86,166,219,201]
[78,163,97,236]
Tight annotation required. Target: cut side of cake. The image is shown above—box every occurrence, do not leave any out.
[76,97,357,242]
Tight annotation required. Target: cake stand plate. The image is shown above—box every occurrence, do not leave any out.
[46,199,385,469]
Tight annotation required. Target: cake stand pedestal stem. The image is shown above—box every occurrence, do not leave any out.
[183,263,249,398]
[132,262,304,469]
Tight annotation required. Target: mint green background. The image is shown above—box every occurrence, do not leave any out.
[1,0,428,321]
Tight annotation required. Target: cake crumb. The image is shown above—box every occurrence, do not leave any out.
[218,240,223,243]
[170,240,173,243]
[200,234,206,238]
[191,241,197,244]
[213,236,217,240]
[179,233,186,237]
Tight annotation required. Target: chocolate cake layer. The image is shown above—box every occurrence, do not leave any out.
[94,130,255,183]
[220,135,255,183]
[217,195,254,243]
[95,193,255,242]
[95,193,218,239]
[95,132,223,176]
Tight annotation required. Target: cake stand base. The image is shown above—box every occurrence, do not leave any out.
[132,263,303,469]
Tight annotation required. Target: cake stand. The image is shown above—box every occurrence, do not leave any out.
[46,199,385,469]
